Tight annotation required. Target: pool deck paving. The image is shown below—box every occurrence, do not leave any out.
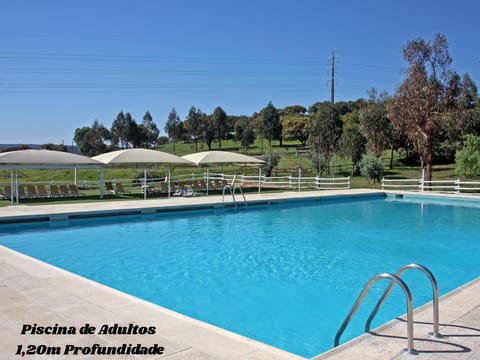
[0,189,479,360]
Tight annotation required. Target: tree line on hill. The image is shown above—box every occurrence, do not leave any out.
[72,34,480,181]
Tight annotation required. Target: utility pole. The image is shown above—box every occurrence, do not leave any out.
[330,51,337,105]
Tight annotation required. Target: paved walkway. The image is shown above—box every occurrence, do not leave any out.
[0,190,479,359]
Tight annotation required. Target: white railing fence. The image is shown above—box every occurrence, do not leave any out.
[381,177,480,194]
[1,172,351,203]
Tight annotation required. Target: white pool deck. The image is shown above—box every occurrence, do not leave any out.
[0,189,479,359]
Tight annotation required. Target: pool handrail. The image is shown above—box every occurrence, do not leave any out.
[222,184,246,206]
[365,263,441,338]
[334,273,417,354]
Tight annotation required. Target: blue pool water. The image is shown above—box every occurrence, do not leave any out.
[0,195,479,357]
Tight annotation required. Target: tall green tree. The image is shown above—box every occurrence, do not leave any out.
[164,108,183,154]
[234,116,255,152]
[140,111,160,148]
[308,101,343,174]
[280,105,312,146]
[111,111,128,148]
[184,106,203,152]
[389,34,455,182]
[200,113,216,150]
[212,106,227,148]
[339,112,367,176]
[74,119,110,156]
[124,112,140,148]
[359,88,393,157]
[258,102,282,152]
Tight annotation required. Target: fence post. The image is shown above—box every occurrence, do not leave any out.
[420,169,425,192]
[348,176,351,189]
[258,168,262,194]
[455,178,460,194]
[298,168,301,192]
[381,177,385,190]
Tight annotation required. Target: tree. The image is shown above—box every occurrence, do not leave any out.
[212,106,227,148]
[389,34,455,183]
[140,111,160,148]
[184,106,202,152]
[454,73,480,136]
[234,116,255,151]
[455,134,480,176]
[110,111,128,149]
[200,113,216,150]
[124,112,140,148]
[41,143,67,152]
[359,88,393,157]
[74,119,110,156]
[280,105,313,146]
[258,102,282,152]
[164,108,183,154]
[339,112,367,176]
[308,101,343,174]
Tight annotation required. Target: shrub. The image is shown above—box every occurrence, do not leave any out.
[455,134,480,176]
[261,153,280,177]
[360,154,384,183]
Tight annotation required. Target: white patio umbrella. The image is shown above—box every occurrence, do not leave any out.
[182,151,265,194]
[182,150,265,166]
[0,149,104,205]
[92,148,194,199]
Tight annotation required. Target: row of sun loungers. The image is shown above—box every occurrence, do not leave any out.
[138,179,228,197]
[0,179,231,201]
[0,184,85,200]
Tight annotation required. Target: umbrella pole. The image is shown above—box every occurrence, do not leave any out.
[10,169,14,206]
[100,168,104,199]
[168,169,171,198]
[144,169,147,200]
[16,170,19,205]
[206,168,209,195]
[258,167,262,194]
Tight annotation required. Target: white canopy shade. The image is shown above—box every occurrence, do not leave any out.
[92,148,194,166]
[0,149,104,205]
[92,148,194,200]
[0,149,103,168]
[182,151,265,166]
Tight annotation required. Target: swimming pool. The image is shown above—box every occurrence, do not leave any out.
[0,193,479,357]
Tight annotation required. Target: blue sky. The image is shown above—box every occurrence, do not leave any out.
[1,0,479,145]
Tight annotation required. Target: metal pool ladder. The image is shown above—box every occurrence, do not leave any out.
[333,263,441,355]
[222,184,247,206]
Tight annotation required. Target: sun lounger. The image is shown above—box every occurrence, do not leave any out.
[105,181,115,194]
[105,181,131,196]
[194,180,207,193]
[4,185,13,200]
[115,182,131,195]
[69,184,84,197]
[17,186,28,199]
[158,182,169,194]
[59,184,70,197]
[37,185,49,198]
[0,186,7,200]
[27,185,39,198]
[183,186,196,197]
[50,184,61,198]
